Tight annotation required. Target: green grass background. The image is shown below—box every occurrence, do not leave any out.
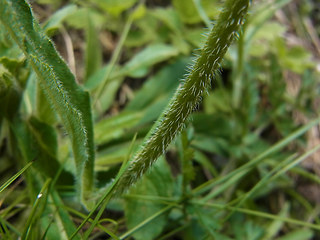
[1,0,320,239]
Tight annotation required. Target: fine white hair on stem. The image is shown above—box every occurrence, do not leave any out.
[114,0,250,195]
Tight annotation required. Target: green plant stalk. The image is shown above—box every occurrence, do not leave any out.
[114,0,250,194]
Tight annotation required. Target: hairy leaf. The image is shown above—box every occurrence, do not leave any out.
[125,157,173,240]
[0,0,95,208]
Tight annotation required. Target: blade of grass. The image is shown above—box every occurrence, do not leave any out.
[0,160,34,193]
[271,144,320,180]
[83,134,139,238]
[0,217,21,238]
[48,161,81,240]
[262,203,290,240]
[70,161,127,239]
[63,205,119,239]
[193,118,320,197]
[290,167,320,185]
[0,216,14,240]
[226,153,297,207]
[93,2,139,107]
[157,224,190,240]
[192,201,320,231]
[70,134,138,239]
[49,191,81,240]
[224,144,320,221]
[0,190,28,219]
[21,178,51,240]
[119,204,174,239]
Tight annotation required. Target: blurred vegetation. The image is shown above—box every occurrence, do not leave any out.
[1,0,320,239]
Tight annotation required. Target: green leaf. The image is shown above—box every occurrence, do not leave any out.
[177,130,195,189]
[276,38,314,74]
[84,10,102,80]
[249,21,286,57]
[0,56,28,120]
[0,161,33,194]
[0,0,95,209]
[125,14,157,47]
[0,24,23,58]
[46,190,81,240]
[43,4,78,36]
[263,203,290,240]
[125,157,173,240]
[172,0,202,24]
[172,0,221,24]
[151,7,183,34]
[0,70,22,120]
[90,0,137,16]
[65,7,105,29]
[192,205,224,239]
[21,179,51,240]
[122,43,179,78]
[35,79,58,125]
[84,64,121,91]
[95,111,143,145]
[276,229,314,240]
[126,58,188,111]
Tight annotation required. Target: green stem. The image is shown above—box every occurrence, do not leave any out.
[93,13,133,108]
[114,0,250,194]
[192,201,320,231]
[119,205,174,239]
[93,0,145,108]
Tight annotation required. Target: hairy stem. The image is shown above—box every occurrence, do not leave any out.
[115,0,250,194]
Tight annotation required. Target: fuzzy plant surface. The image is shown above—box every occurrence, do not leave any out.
[114,0,250,194]
[0,0,95,209]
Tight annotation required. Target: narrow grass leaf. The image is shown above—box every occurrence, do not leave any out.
[21,179,51,240]
[121,44,179,78]
[71,134,138,239]
[194,118,320,197]
[193,201,320,232]
[49,190,81,240]
[262,203,290,240]
[276,229,313,240]
[218,143,320,216]
[95,111,143,145]
[84,10,102,80]
[0,161,33,194]
[0,217,21,237]
[0,216,14,240]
